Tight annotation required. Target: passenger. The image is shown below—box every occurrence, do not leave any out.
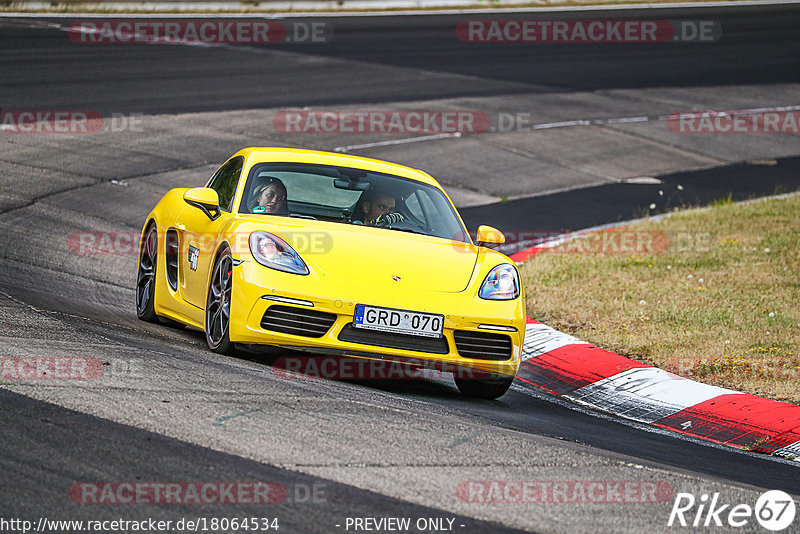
[352,187,400,225]
[250,177,288,215]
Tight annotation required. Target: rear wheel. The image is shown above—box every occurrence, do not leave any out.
[454,372,515,400]
[136,224,159,323]
[205,246,235,355]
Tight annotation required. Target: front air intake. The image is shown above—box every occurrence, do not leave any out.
[260,305,336,338]
[454,330,513,361]
[338,323,449,354]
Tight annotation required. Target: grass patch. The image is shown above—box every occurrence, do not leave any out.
[519,194,800,404]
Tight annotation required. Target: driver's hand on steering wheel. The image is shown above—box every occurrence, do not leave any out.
[372,212,406,226]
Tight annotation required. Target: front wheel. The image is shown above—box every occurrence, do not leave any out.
[136,224,159,323]
[454,372,515,400]
[205,246,235,355]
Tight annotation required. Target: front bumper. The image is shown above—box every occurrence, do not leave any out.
[228,259,525,378]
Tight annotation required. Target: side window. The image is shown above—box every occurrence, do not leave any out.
[207,156,244,212]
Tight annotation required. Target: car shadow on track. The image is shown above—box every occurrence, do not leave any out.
[233,344,492,401]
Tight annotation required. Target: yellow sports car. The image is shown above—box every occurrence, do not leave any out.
[136,148,525,398]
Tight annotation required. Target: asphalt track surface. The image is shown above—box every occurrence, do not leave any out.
[1,4,800,533]
[0,5,798,113]
[462,155,800,248]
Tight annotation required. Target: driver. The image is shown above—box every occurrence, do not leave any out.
[352,187,404,225]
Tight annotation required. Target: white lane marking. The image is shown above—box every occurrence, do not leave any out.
[521,323,589,361]
[531,119,591,130]
[532,105,800,131]
[532,116,651,130]
[339,104,800,153]
[605,116,650,124]
[624,176,663,184]
[334,132,461,152]
[567,367,740,424]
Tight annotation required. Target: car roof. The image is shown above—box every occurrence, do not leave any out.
[234,147,441,189]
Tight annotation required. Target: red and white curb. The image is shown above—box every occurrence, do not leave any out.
[507,201,800,461]
[517,319,800,460]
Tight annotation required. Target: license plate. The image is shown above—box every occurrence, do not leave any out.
[353,305,443,338]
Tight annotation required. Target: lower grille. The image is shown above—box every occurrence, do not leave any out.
[260,305,336,338]
[338,323,449,354]
[454,330,513,361]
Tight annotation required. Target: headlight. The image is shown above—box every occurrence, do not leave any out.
[479,264,520,300]
[249,231,309,275]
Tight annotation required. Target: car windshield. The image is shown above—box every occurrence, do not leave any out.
[239,162,471,243]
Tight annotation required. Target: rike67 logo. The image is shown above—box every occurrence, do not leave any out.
[668,490,796,531]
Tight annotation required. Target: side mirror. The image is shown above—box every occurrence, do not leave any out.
[476,225,505,247]
[183,187,221,221]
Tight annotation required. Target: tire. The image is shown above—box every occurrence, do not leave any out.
[136,223,160,323]
[205,246,235,355]
[454,372,515,400]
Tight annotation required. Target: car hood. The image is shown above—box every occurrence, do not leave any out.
[279,224,478,293]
